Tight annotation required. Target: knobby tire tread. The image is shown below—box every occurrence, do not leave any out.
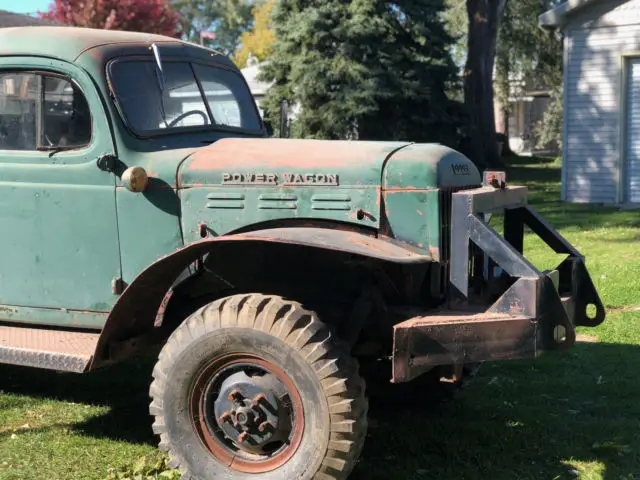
[149,293,368,480]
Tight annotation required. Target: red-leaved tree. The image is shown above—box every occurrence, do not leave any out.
[39,0,183,38]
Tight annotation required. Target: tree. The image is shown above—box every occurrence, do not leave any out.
[39,0,183,37]
[463,0,508,169]
[171,0,254,55]
[260,0,463,145]
[534,85,563,152]
[494,0,563,149]
[234,0,276,68]
[445,0,563,162]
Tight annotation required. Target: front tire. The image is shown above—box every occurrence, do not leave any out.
[149,294,368,480]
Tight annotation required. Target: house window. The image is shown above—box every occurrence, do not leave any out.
[0,72,91,151]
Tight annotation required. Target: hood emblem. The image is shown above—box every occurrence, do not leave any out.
[222,172,339,186]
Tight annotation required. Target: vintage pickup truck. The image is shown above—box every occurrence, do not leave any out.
[0,26,605,480]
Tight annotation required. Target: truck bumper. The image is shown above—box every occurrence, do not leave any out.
[392,184,605,383]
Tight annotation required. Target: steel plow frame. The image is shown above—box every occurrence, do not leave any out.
[392,184,606,383]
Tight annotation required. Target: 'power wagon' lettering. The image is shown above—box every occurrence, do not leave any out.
[222,172,339,186]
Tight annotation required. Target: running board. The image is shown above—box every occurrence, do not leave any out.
[0,325,99,373]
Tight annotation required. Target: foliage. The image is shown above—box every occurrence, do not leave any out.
[103,453,180,480]
[444,0,564,163]
[534,85,563,152]
[260,0,464,145]
[234,0,277,68]
[442,0,467,70]
[494,0,563,120]
[39,0,183,37]
[462,0,507,168]
[171,0,254,55]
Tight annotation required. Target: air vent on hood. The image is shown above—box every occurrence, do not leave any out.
[258,193,298,210]
[206,192,245,210]
[311,194,352,211]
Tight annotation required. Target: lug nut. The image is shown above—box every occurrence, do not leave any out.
[252,393,266,408]
[218,411,232,423]
[228,389,243,402]
[258,421,272,433]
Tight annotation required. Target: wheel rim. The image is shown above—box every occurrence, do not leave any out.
[189,353,305,473]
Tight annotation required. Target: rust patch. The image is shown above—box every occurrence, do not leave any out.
[189,354,305,473]
[154,289,174,327]
[187,138,411,171]
[0,325,99,356]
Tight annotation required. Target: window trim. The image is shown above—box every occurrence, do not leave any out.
[105,56,266,140]
[0,69,94,153]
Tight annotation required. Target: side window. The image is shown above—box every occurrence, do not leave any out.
[0,73,37,150]
[0,72,91,151]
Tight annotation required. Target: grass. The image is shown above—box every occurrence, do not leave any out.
[1,155,640,480]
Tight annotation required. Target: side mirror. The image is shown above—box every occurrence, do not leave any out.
[280,99,289,138]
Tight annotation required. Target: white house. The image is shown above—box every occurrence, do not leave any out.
[240,54,273,118]
[540,0,640,205]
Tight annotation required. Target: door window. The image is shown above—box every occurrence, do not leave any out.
[0,72,92,151]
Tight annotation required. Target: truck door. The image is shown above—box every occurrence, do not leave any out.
[0,58,120,329]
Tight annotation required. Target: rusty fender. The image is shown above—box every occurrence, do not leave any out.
[89,227,432,369]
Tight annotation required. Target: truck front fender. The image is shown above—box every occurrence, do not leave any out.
[90,227,431,369]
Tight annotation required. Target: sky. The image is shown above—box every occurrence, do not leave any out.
[0,0,49,15]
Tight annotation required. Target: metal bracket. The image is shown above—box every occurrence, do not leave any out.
[111,277,126,295]
[97,154,117,173]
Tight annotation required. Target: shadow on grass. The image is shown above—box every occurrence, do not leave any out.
[0,352,160,446]
[352,341,640,480]
[1,341,639,479]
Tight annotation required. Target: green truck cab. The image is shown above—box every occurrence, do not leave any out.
[0,26,605,480]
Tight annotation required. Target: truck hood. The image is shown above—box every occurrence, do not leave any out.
[178,138,481,190]
[179,138,411,188]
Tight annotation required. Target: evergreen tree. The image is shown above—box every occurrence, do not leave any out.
[260,0,463,145]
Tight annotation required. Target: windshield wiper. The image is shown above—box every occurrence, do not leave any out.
[37,145,77,157]
[151,43,170,129]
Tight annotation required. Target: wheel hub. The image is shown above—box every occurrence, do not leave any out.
[202,367,295,456]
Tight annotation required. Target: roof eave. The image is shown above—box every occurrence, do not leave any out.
[538,0,602,30]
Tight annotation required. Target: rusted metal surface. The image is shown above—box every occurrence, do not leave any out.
[189,354,304,473]
[483,170,507,188]
[91,227,431,368]
[184,137,410,171]
[238,228,431,261]
[390,184,606,384]
[0,324,99,373]
[392,310,536,383]
[449,187,534,300]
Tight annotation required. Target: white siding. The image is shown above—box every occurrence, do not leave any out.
[626,59,640,201]
[563,0,640,204]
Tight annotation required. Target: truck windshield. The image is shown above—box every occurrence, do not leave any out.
[109,60,262,136]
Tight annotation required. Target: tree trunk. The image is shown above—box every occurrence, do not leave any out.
[464,0,508,169]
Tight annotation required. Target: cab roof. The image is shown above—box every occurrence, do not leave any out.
[0,26,217,63]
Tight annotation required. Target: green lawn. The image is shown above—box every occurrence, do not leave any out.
[1,157,639,480]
